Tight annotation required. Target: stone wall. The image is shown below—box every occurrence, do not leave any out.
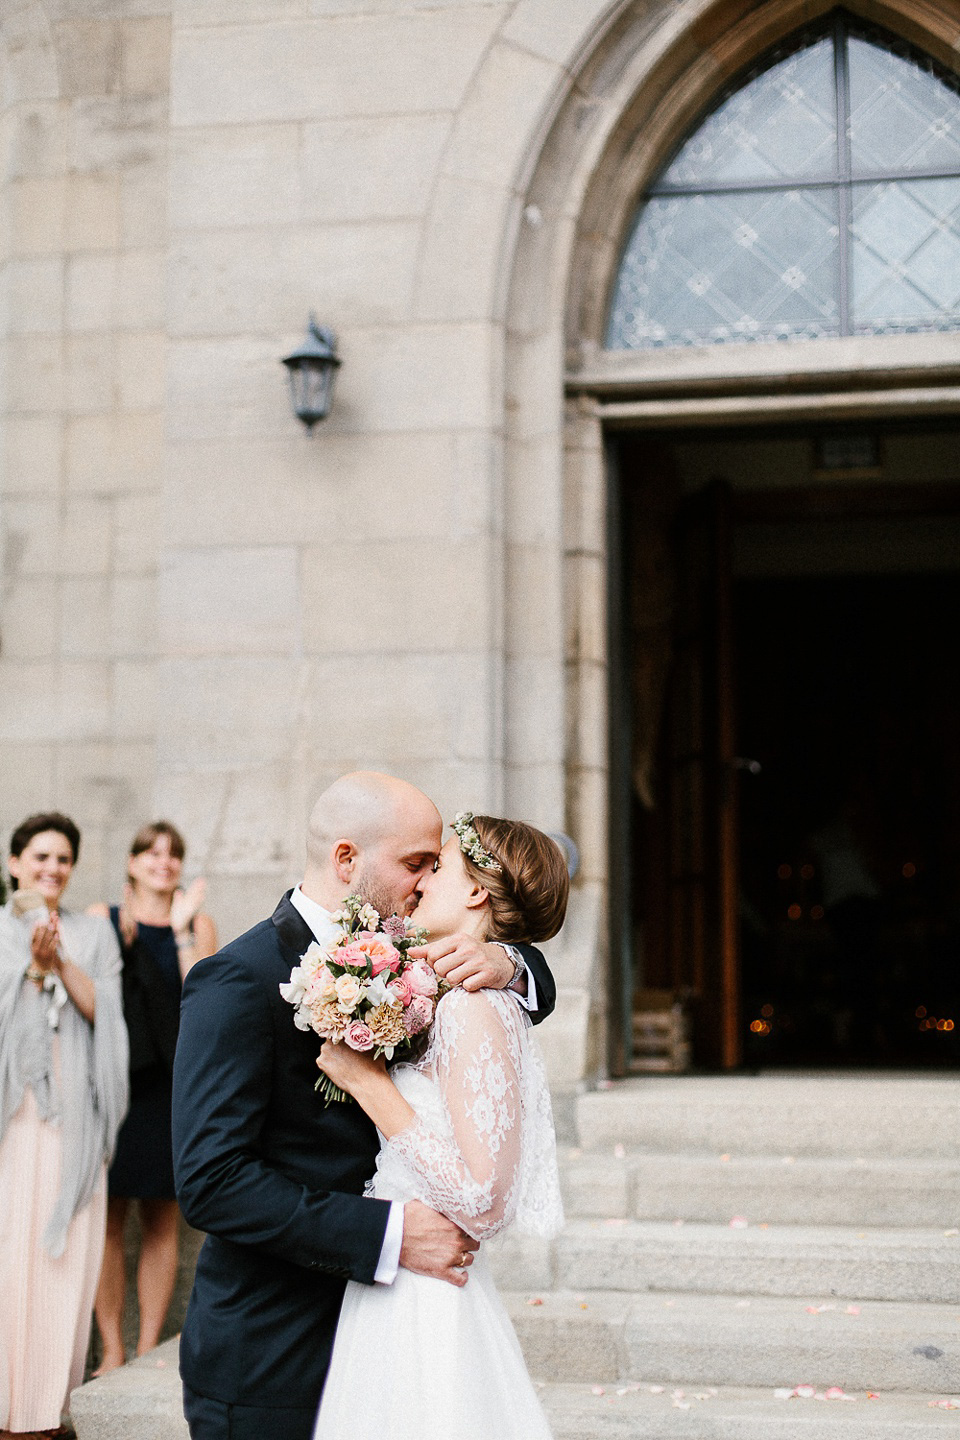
[1,0,171,907]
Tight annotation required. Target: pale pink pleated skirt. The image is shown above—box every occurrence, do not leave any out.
[0,1084,107,1431]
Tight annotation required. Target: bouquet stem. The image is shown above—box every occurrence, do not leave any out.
[315,1074,351,1107]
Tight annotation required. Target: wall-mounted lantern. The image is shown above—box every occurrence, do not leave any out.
[281,315,341,430]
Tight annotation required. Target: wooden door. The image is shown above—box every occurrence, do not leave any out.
[665,479,741,1068]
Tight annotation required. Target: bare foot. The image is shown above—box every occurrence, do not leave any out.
[91,1352,125,1377]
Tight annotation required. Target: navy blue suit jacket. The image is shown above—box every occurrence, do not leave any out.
[172,892,556,1412]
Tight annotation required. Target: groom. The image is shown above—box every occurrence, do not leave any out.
[172,772,556,1440]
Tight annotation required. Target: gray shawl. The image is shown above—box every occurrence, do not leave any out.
[0,902,129,1257]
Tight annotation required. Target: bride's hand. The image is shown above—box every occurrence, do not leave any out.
[316,1040,386,1096]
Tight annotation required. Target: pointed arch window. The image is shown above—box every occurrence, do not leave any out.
[606,13,960,348]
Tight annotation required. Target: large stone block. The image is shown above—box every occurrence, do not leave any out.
[7,257,65,334]
[159,545,300,656]
[111,573,158,655]
[116,331,166,411]
[501,0,615,64]
[66,173,123,252]
[10,176,66,256]
[300,113,450,223]
[112,659,158,738]
[67,412,164,493]
[121,15,172,98]
[6,333,64,412]
[68,95,168,174]
[168,222,420,336]
[3,416,64,494]
[54,18,123,98]
[330,322,497,433]
[169,123,301,230]
[60,575,111,657]
[441,40,559,190]
[3,495,61,576]
[66,251,117,331]
[114,494,161,573]
[120,164,168,247]
[156,657,298,767]
[0,741,57,830]
[65,333,117,413]
[52,739,156,834]
[300,537,489,656]
[0,576,60,660]
[9,103,68,179]
[170,10,503,126]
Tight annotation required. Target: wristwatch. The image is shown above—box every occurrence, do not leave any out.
[496,943,526,989]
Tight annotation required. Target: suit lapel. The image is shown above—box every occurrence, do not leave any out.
[271,890,315,961]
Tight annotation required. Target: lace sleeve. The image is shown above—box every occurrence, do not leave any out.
[383,988,526,1240]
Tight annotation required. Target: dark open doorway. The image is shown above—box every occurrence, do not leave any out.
[610,424,960,1074]
[737,572,960,1066]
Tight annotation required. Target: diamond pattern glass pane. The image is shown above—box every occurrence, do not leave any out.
[848,38,960,174]
[606,18,960,350]
[661,39,837,185]
[607,189,840,347]
[852,177,960,331]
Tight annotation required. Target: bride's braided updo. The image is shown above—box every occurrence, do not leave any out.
[459,816,569,944]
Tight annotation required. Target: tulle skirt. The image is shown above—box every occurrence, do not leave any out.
[314,1251,552,1440]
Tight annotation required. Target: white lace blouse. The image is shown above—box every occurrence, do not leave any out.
[368,986,564,1242]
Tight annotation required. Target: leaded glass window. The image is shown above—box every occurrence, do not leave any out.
[606,13,960,348]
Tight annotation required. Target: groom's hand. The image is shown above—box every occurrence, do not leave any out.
[399,1200,479,1287]
[409,935,513,993]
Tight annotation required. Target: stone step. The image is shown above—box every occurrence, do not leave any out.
[489,1220,960,1303]
[69,1338,960,1440]
[561,1150,960,1228]
[575,1076,960,1159]
[540,1381,960,1437]
[504,1289,960,1389]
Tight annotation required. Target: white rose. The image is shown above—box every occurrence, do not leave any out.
[335,974,365,1011]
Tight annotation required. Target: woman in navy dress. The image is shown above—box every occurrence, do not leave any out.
[89,821,217,1373]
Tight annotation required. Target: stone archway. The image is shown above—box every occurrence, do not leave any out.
[499,0,960,1086]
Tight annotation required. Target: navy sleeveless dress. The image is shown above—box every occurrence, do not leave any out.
[108,909,183,1200]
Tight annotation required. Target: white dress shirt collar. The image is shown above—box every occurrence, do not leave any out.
[289,885,342,950]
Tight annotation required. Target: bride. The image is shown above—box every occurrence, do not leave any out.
[313,813,569,1440]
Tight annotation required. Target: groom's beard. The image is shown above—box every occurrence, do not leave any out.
[352,866,409,923]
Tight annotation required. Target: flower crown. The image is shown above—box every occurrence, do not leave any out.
[452,811,501,872]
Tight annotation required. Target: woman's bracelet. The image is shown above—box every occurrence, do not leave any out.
[175,931,195,950]
[25,965,46,983]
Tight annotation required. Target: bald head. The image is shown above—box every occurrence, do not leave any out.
[303,771,442,917]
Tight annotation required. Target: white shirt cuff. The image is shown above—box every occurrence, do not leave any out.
[373,1200,404,1285]
[504,948,537,1012]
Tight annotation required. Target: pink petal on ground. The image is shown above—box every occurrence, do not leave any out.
[614,1143,626,1159]
[845,1305,861,1315]
[648,1386,665,1394]
[729,1216,749,1228]
[825,1387,846,1400]
[591,1386,606,1396]
[793,1385,816,1399]
[526,1297,544,1306]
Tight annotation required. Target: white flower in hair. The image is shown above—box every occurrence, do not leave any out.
[452,811,502,872]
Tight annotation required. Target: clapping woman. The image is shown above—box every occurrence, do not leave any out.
[90,822,216,1373]
[0,812,128,1439]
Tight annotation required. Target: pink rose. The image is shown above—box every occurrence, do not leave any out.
[387,975,413,1007]
[344,1020,375,1051]
[403,994,434,1035]
[406,960,439,997]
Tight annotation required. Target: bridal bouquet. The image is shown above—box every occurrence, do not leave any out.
[279,895,446,1104]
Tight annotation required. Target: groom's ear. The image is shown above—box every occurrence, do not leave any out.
[331,839,358,884]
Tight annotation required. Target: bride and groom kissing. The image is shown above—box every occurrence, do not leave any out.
[171,770,569,1440]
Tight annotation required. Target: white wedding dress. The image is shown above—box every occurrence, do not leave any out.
[314,986,564,1440]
